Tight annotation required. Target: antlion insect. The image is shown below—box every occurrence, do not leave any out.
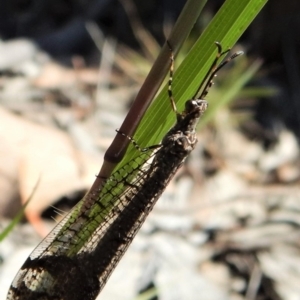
[7,42,243,300]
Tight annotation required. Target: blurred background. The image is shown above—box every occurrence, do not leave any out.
[1,0,300,299]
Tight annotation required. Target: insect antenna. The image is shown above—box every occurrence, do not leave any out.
[192,42,228,99]
[194,42,243,100]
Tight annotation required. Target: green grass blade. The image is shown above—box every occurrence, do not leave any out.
[199,59,263,128]
[50,0,267,257]
[0,178,40,242]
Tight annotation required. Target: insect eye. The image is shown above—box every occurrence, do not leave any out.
[185,99,197,111]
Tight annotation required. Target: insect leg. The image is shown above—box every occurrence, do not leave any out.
[116,130,162,152]
[166,41,178,115]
